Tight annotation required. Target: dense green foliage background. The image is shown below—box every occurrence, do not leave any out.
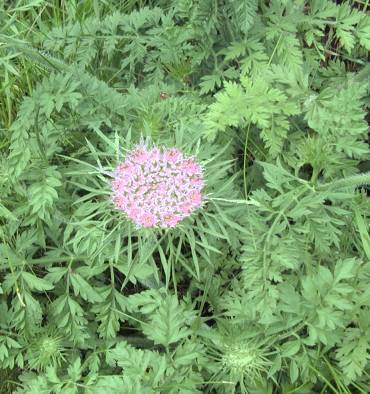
[1,0,370,392]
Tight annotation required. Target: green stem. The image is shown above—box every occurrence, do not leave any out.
[34,108,48,162]
[243,124,250,198]
[267,33,282,66]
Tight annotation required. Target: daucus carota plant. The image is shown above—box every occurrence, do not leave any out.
[111,145,204,228]
[1,0,370,393]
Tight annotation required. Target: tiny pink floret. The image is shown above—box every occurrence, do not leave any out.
[111,145,204,228]
[138,213,157,228]
[163,214,181,228]
[163,148,183,163]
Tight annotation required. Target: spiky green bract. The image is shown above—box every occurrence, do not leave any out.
[200,323,272,393]
[25,330,66,371]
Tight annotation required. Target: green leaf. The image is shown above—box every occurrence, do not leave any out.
[21,272,54,291]
[289,360,299,383]
[142,295,194,347]
[199,74,222,95]
[70,272,103,303]
[333,258,356,283]
[281,340,300,357]
[354,209,370,261]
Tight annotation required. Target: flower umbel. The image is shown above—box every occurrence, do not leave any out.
[112,145,204,228]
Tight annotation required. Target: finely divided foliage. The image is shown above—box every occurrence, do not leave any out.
[0,1,369,393]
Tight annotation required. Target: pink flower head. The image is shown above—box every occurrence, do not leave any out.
[111,145,204,228]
